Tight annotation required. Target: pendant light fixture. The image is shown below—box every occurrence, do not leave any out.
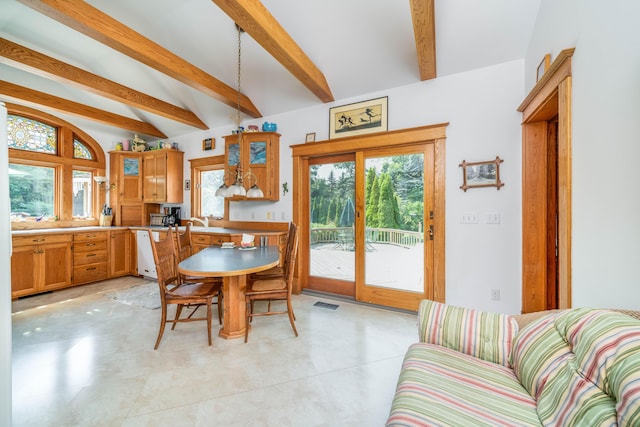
[215,24,264,199]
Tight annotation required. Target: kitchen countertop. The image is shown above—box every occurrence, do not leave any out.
[12,226,286,236]
[12,226,129,235]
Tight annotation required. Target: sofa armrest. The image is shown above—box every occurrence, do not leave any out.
[417,299,519,366]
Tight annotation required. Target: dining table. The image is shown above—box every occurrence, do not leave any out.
[177,245,280,339]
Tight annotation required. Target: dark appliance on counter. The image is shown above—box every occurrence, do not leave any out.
[162,207,181,227]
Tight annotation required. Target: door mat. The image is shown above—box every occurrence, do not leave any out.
[313,301,339,310]
[104,281,160,310]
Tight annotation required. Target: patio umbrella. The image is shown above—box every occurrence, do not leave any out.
[338,198,355,227]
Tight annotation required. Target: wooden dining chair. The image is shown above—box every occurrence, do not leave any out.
[249,222,297,281]
[244,224,299,342]
[174,224,223,324]
[149,227,220,349]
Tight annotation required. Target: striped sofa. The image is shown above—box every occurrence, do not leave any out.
[386,300,640,426]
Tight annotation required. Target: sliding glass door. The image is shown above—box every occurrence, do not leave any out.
[356,145,433,309]
[308,154,356,296]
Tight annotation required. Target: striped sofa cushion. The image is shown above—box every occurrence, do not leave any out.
[511,308,640,426]
[537,308,640,426]
[509,312,569,398]
[386,343,542,427]
[418,299,519,366]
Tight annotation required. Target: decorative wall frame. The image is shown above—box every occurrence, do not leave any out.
[329,96,388,139]
[202,137,214,151]
[305,132,316,143]
[459,156,504,191]
[536,53,551,82]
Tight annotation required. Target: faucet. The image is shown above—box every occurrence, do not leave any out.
[189,217,208,227]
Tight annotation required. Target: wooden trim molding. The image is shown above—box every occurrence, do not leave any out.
[519,48,574,313]
[518,48,575,120]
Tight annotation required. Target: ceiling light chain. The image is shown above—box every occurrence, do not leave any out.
[215,24,263,199]
[236,23,243,131]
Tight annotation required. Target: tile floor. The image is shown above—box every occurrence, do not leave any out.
[11,277,418,426]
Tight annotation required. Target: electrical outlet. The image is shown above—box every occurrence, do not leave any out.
[491,289,501,301]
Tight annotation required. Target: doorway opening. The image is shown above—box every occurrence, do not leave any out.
[518,48,574,313]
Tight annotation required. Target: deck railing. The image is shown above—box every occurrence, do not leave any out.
[310,226,423,249]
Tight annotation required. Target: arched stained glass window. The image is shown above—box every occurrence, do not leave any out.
[7,114,57,154]
[73,138,93,159]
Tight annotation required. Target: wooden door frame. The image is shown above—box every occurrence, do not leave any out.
[518,48,574,313]
[291,124,448,305]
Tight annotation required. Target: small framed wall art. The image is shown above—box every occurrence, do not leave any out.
[329,96,388,139]
[202,137,214,151]
[459,156,504,191]
[305,132,316,143]
[536,54,551,82]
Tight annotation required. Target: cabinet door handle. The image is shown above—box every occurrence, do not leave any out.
[87,253,96,257]
[86,243,96,247]
[86,267,96,271]
[32,238,45,243]
[33,249,44,254]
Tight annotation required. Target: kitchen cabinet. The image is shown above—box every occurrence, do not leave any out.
[73,231,108,285]
[110,149,183,225]
[223,132,279,200]
[143,149,184,203]
[110,151,148,225]
[109,229,131,277]
[11,234,73,298]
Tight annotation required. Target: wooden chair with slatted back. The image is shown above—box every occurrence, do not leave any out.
[149,227,220,349]
[174,224,223,324]
[244,224,299,342]
[249,222,296,281]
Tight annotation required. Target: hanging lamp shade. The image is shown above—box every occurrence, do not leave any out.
[215,182,229,197]
[246,184,264,198]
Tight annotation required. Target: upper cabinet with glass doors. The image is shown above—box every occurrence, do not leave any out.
[223,132,280,201]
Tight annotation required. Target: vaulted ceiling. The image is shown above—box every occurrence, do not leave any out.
[0,0,540,140]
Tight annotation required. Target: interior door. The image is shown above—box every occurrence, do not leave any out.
[356,145,434,311]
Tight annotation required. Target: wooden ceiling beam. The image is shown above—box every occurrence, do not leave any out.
[0,80,167,138]
[410,0,437,80]
[212,0,334,103]
[18,0,262,118]
[0,38,208,130]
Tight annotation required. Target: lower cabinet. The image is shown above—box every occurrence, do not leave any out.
[11,234,73,298]
[73,231,108,285]
[191,233,212,254]
[109,229,131,277]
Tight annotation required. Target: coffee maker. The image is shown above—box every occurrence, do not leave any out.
[162,207,181,227]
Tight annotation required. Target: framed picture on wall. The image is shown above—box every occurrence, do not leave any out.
[459,157,505,191]
[329,96,388,139]
[536,54,551,82]
[202,137,214,151]
[305,132,316,143]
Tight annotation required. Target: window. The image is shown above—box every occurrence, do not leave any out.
[73,139,93,160]
[7,106,106,227]
[72,170,93,218]
[7,115,57,154]
[201,169,225,218]
[189,155,227,220]
[9,164,55,220]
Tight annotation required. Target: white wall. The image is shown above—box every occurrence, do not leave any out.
[167,60,526,313]
[527,0,640,309]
